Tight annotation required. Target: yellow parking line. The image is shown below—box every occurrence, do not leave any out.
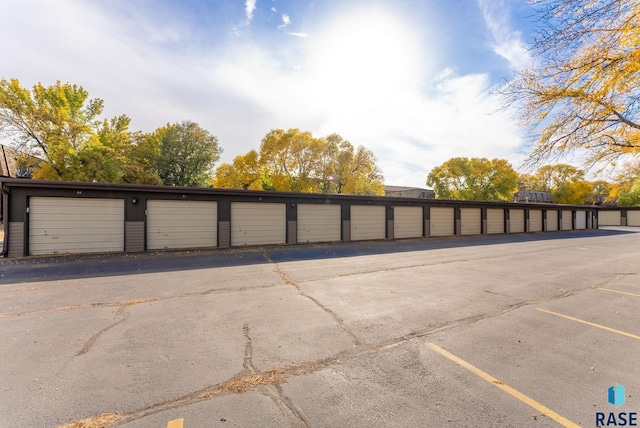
[537,308,640,340]
[427,343,580,428]
[167,418,184,428]
[597,287,640,298]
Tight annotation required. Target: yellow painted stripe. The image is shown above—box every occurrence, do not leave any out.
[597,287,640,298]
[167,418,184,428]
[537,308,640,340]
[427,343,580,428]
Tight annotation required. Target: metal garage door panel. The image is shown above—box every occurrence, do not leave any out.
[598,211,621,226]
[626,211,640,226]
[509,209,525,233]
[351,205,385,241]
[430,207,454,237]
[29,197,124,255]
[297,204,341,243]
[231,202,286,246]
[486,209,504,234]
[394,206,423,239]
[561,210,573,230]
[546,210,558,231]
[575,210,587,229]
[147,200,217,250]
[529,209,543,232]
[460,208,481,235]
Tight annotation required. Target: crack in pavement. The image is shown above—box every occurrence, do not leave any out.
[0,284,277,319]
[262,252,364,347]
[76,306,129,356]
[54,251,622,427]
[62,324,327,428]
[59,287,580,428]
[243,323,310,427]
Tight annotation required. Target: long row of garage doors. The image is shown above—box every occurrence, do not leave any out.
[597,210,640,227]
[27,197,590,256]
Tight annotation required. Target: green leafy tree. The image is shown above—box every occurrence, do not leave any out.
[426,157,518,201]
[154,121,222,187]
[610,161,640,206]
[616,178,640,206]
[500,0,640,167]
[0,78,104,180]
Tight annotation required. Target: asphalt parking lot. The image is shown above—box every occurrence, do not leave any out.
[1,228,639,427]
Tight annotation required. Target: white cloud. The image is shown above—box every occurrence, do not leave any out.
[278,13,291,29]
[477,0,531,70]
[1,1,527,188]
[211,9,526,185]
[245,0,257,24]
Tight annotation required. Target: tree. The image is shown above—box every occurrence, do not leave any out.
[214,129,384,195]
[154,121,222,187]
[121,131,163,185]
[586,179,613,205]
[617,179,640,206]
[426,157,518,201]
[501,0,640,167]
[609,160,640,205]
[0,78,104,180]
[334,139,384,195]
[521,164,593,204]
[214,150,262,190]
[259,128,319,192]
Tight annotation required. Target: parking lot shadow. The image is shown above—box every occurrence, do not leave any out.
[0,228,636,284]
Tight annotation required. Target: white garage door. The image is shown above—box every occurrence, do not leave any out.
[546,210,558,231]
[460,208,481,235]
[394,206,423,239]
[486,209,504,234]
[529,209,543,232]
[575,210,587,229]
[147,200,217,250]
[231,202,286,246]
[430,207,454,237]
[297,204,341,243]
[598,211,620,226]
[626,211,640,227]
[29,197,124,255]
[509,209,525,233]
[351,205,386,241]
[561,210,573,230]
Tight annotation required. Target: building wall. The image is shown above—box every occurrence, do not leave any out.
[0,179,604,257]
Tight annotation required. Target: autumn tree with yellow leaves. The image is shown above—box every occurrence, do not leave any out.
[518,164,594,204]
[501,0,640,167]
[608,160,640,205]
[214,129,384,195]
[0,79,221,186]
[426,157,519,201]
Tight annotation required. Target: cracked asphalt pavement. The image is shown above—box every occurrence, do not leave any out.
[1,228,639,427]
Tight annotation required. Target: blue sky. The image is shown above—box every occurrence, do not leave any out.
[1,0,538,187]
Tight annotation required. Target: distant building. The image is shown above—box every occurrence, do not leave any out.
[0,144,39,178]
[384,185,435,199]
[513,189,553,203]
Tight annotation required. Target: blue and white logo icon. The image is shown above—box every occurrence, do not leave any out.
[608,383,626,408]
